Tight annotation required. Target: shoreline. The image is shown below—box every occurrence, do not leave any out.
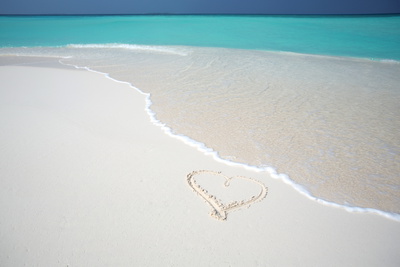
[3,52,400,221]
[60,55,400,222]
[1,57,399,265]
[3,43,400,63]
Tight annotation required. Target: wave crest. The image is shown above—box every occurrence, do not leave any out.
[66,43,190,56]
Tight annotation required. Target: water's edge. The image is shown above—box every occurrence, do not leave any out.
[50,56,400,223]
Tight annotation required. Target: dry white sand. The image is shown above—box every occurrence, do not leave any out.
[1,58,400,266]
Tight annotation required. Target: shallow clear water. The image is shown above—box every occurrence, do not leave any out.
[1,15,400,219]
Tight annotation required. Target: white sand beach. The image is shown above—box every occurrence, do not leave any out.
[1,57,399,266]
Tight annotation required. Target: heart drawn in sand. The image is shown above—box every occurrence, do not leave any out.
[187,170,268,221]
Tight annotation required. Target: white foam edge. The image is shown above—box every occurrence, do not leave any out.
[66,43,191,56]
[58,58,400,223]
[3,45,398,65]
[274,50,400,64]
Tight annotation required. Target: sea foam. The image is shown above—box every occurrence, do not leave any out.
[2,45,400,222]
[54,46,400,222]
[67,43,191,56]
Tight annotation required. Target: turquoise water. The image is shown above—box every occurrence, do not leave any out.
[1,15,400,60]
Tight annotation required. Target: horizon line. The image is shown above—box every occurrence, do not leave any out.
[1,13,400,16]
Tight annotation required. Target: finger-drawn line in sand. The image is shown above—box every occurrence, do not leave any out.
[187,170,268,221]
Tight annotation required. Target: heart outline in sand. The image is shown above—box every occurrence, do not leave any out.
[187,170,268,221]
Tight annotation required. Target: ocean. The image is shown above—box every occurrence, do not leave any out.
[1,15,400,59]
[1,15,400,220]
